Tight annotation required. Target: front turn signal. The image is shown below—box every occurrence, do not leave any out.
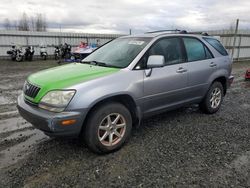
[61,119,76,126]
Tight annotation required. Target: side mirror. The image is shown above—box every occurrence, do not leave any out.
[147,55,165,68]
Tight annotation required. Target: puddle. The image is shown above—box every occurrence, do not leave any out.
[0,117,31,134]
[0,96,13,105]
[0,85,12,90]
[0,110,18,119]
[0,129,49,169]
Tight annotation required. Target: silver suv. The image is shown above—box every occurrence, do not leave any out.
[18,31,234,153]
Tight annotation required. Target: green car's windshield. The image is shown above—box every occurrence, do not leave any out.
[83,37,152,68]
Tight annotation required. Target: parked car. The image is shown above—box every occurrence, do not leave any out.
[17,31,234,154]
[72,42,97,60]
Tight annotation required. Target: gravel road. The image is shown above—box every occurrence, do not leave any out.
[0,60,250,187]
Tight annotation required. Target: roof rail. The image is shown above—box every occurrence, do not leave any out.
[146,29,181,34]
[145,30,209,36]
[188,32,209,36]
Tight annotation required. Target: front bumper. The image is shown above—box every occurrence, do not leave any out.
[17,94,87,137]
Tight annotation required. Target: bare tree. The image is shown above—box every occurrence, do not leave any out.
[30,16,36,31]
[13,21,18,30]
[10,12,47,31]
[3,18,11,30]
[18,13,29,31]
[35,13,47,31]
[42,15,47,31]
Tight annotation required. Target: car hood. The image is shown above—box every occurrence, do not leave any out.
[26,63,120,103]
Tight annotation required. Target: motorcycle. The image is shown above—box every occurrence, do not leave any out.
[24,46,35,61]
[7,45,23,62]
[54,46,61,60]
[61,43,72,59]
[6,45,17,61]
[40,45,48,60]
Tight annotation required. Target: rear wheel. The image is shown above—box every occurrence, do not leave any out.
[83,102,132,154]
[200,81,224,114]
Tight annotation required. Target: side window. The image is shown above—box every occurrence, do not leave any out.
[148,38,185,65]
[203,37,228,56]
[183,37,209,62]
[204,46,213,59]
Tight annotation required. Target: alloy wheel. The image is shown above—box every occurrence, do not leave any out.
[98,113,126,146]
[210,87,222,109]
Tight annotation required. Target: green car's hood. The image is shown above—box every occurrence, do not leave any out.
[26,63,120,103]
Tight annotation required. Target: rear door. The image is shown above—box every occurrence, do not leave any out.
[182,37,215,100]
[142,37,189,115]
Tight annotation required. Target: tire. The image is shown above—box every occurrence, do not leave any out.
[11,56,16,61]
[65,53,71,59]
[42,55,47,60]
[16,55,23,62]
[83,102,132,154]
[199,81,224,114]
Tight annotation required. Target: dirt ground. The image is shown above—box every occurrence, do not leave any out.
[0,59,250,187]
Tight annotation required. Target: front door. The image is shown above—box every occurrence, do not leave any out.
[142,37,188,115]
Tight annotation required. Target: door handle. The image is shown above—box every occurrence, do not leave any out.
[176,67,187,73]
[210,62,217,67]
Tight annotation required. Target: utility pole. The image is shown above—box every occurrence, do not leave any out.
[231,19,239,60]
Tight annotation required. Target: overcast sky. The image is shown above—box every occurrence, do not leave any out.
[0,0,250,34]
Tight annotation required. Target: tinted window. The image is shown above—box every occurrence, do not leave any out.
[203,37,228,56]
[183,38,208,61]
[147,38,185,65]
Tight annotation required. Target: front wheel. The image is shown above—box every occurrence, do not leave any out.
[42,55,47,60]
[199,82,224,114]
[16,55,23,62]
[83,102,132,154]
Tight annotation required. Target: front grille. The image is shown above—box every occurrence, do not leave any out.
[24,82,41,98]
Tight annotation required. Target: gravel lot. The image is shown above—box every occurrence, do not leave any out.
[0,60,250,187]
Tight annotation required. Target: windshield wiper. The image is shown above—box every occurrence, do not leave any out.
[81,60,122,68]
[81,60,105,66]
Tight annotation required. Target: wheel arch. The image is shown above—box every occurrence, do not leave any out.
[212,76,227,95]
[81,94,141,134]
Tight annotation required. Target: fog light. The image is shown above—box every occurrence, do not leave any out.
[61,119,76,126]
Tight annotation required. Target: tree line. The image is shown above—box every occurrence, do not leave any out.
[4,13,47,31]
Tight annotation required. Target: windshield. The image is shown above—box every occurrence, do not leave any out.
[83,37,152,68]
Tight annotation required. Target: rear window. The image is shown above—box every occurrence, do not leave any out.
[203,37,228,56]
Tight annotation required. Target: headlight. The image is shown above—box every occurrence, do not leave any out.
[38,90,75,112]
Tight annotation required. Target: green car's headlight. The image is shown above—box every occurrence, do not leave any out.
[38,90,75,112]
